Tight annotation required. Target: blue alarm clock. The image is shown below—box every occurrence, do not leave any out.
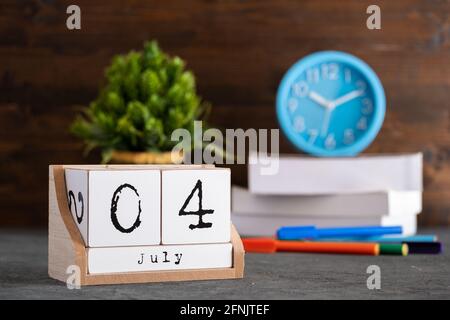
[276,51,385,157]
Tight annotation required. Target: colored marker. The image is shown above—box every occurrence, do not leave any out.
[364,235,437,243]
[314,235,438,243]
[406,242,442,254]
[379,243,408,256]
[277,225,402,240]
[243,238,380,256]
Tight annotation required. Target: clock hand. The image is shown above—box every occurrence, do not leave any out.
[321,108,333,137]
[308,91,332,109]
[330,89,364,109]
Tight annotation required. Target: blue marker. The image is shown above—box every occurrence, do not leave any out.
[312,235,437,243]
[347,235,436,243]
[277,225,403,240]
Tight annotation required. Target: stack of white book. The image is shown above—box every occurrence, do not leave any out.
[232,152,423,236]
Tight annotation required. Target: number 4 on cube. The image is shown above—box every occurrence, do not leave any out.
[162,169,231,244]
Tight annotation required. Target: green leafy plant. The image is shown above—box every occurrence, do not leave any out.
[71,41,209,162]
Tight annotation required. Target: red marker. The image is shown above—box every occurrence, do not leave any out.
[243,238,380,256]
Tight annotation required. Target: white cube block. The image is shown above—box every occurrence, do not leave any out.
[161,169,231,244]
[88,243,232,274]
[65,169,88,245]
[64,169,161,247]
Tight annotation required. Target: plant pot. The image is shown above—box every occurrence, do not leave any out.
[110,150,184,164]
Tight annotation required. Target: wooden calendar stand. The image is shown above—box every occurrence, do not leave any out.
[48,165,245,286]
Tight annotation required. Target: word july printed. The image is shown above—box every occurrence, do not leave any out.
[137,251,182,266]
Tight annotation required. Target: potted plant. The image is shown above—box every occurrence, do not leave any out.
[71,41,209,164]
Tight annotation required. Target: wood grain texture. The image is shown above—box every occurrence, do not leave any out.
[1,0,449,227]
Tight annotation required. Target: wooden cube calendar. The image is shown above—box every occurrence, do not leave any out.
[48,165,244,285]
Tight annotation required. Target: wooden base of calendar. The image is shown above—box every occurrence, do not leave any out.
[48,165,245,286]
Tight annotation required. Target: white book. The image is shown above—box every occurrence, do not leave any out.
[249,153,423,195]
[231,213,417,237]
[88,243,232,274]
[232,186,422,218]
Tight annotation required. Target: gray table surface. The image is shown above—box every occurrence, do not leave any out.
[0,228,449,299]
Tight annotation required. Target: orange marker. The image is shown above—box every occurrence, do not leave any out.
[243,238,380,256]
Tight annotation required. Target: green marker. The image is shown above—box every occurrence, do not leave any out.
[379,243,408,256]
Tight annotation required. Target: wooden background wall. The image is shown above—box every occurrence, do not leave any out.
[0,0,449,227]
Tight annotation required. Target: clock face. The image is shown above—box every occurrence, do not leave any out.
[277,51,385,156]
